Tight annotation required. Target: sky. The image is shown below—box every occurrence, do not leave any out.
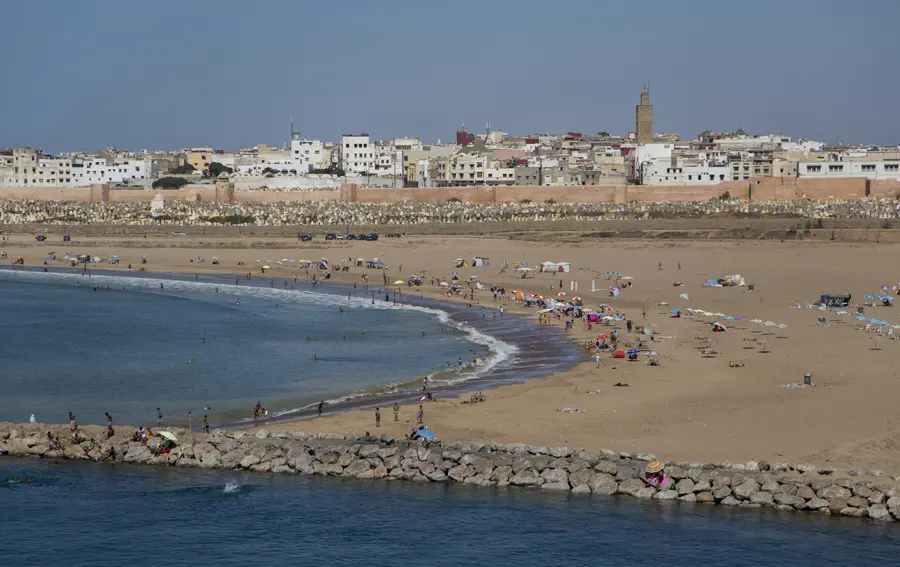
[1,0,897,153]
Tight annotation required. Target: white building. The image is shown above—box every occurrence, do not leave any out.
[798,161,900,179]
[291,137,327,173]
[640,159,730,185]
[374,144,403,177]
[340,134,374,175]
[484,166,515,186]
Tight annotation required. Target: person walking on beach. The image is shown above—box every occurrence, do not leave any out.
[422,376,428,391]
[317,401,324,417]
[157,408,163,426]
[375,407,381,428]
[393,402,399,421]
[499,306,504,318]
[417,405,424,425]
[203,415,210,433]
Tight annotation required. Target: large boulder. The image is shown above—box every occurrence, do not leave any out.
[774,493,806,509]
[617,479,646,496]
[541,469,569,486]
[589,474,618,495]
[818,485,852,500]
[675,479,695,496]
[733,480,760,500]
[510,470,542,487]
[868,504,893,521]
[654,490,679,500]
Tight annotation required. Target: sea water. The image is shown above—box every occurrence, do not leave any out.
[0,268,529,426]
[3,457,898,567]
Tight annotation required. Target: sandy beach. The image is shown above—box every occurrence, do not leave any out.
[5,231,900,472]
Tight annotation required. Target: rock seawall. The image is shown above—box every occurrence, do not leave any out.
[3,422,900,523]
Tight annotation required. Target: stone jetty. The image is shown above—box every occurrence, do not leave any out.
[3,422,900,523]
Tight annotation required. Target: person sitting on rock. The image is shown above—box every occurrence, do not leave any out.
[641,461,673,489]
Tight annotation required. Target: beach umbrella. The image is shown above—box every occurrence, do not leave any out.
[157,431,178,442]
[597,334,608,339]
[450,271,458,275]
[557,292,566,297]
[626,349,640,356]
[856,315,868,321]
[262,265,271,269]
[671,307,682,313]
[724,316,735,321]
[648,352,658,357]
[393,280,405,284]
[43,257,53,261]
[865,294,879,300]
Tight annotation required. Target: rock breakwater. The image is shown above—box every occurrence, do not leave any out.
[3,422,900,523]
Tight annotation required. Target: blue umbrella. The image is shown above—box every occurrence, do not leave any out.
[856,315,868,321]
[724,316,735,321]
[671,307,682,313]
[414,429,437,440]
[626,349,640,356]
[865,294,879,300]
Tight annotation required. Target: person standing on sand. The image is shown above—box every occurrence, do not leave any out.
[105,412,113,427]
[375,407,381,428]
[157,408,163,426]
[596,352,601,368]
[69,412,77,431]
[203,415,209,433]
[677,262,682,271]
[417,405,424,425]
[317,401,324,417]
[393,402,399,421]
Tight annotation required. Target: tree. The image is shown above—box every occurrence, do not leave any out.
[172,164,196,174]
[208,162,233,177]
[698,129,714,139]
[152,177,190,189]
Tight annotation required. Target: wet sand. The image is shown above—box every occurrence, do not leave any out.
[5,233,900,472]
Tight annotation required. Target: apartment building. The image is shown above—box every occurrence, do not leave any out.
[340,134,373,175]
[433,154,486,186]
[798,161,900,179]
[290,136,327,173]
[186,148,213,173]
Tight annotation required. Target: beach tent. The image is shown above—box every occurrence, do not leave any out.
[722,275,746,287]
[473,257,490,267]
[572,296,583,306]
[588,313,600,322]
[514,290,525,302]
[556,262,571,273]
[613,350,625,359]
[540,261,557,273]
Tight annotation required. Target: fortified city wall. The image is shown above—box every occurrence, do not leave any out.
[0,177,898,204]
[2,422,900,523]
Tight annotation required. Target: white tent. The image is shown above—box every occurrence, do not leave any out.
[540,261,557,273]
[722,274,746,287]
[556,262,571,273]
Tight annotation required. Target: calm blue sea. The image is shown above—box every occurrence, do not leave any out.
[0,268,528,427]
[3,457,898,567]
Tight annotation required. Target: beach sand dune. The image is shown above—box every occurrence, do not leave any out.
[5,233,900,471]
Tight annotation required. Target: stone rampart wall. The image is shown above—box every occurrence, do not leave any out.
[1,177,898,205]
[2,422,898,522]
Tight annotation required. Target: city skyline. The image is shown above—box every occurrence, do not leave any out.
[2,0,897,153]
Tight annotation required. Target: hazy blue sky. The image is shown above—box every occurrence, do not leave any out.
[1,0,897,153]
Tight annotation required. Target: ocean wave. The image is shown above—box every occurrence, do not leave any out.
[0,268,518,407]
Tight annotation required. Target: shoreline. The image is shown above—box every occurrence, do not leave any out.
[0,266,580,430]
[3,421,899,525]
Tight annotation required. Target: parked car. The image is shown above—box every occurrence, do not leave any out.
[63,235,71,242]
[363,233,379,241]
[325,233,337,241]
[35,235,47,242]
[335,234,348,240]
[171,231,186,236]
[297,233,313,241]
